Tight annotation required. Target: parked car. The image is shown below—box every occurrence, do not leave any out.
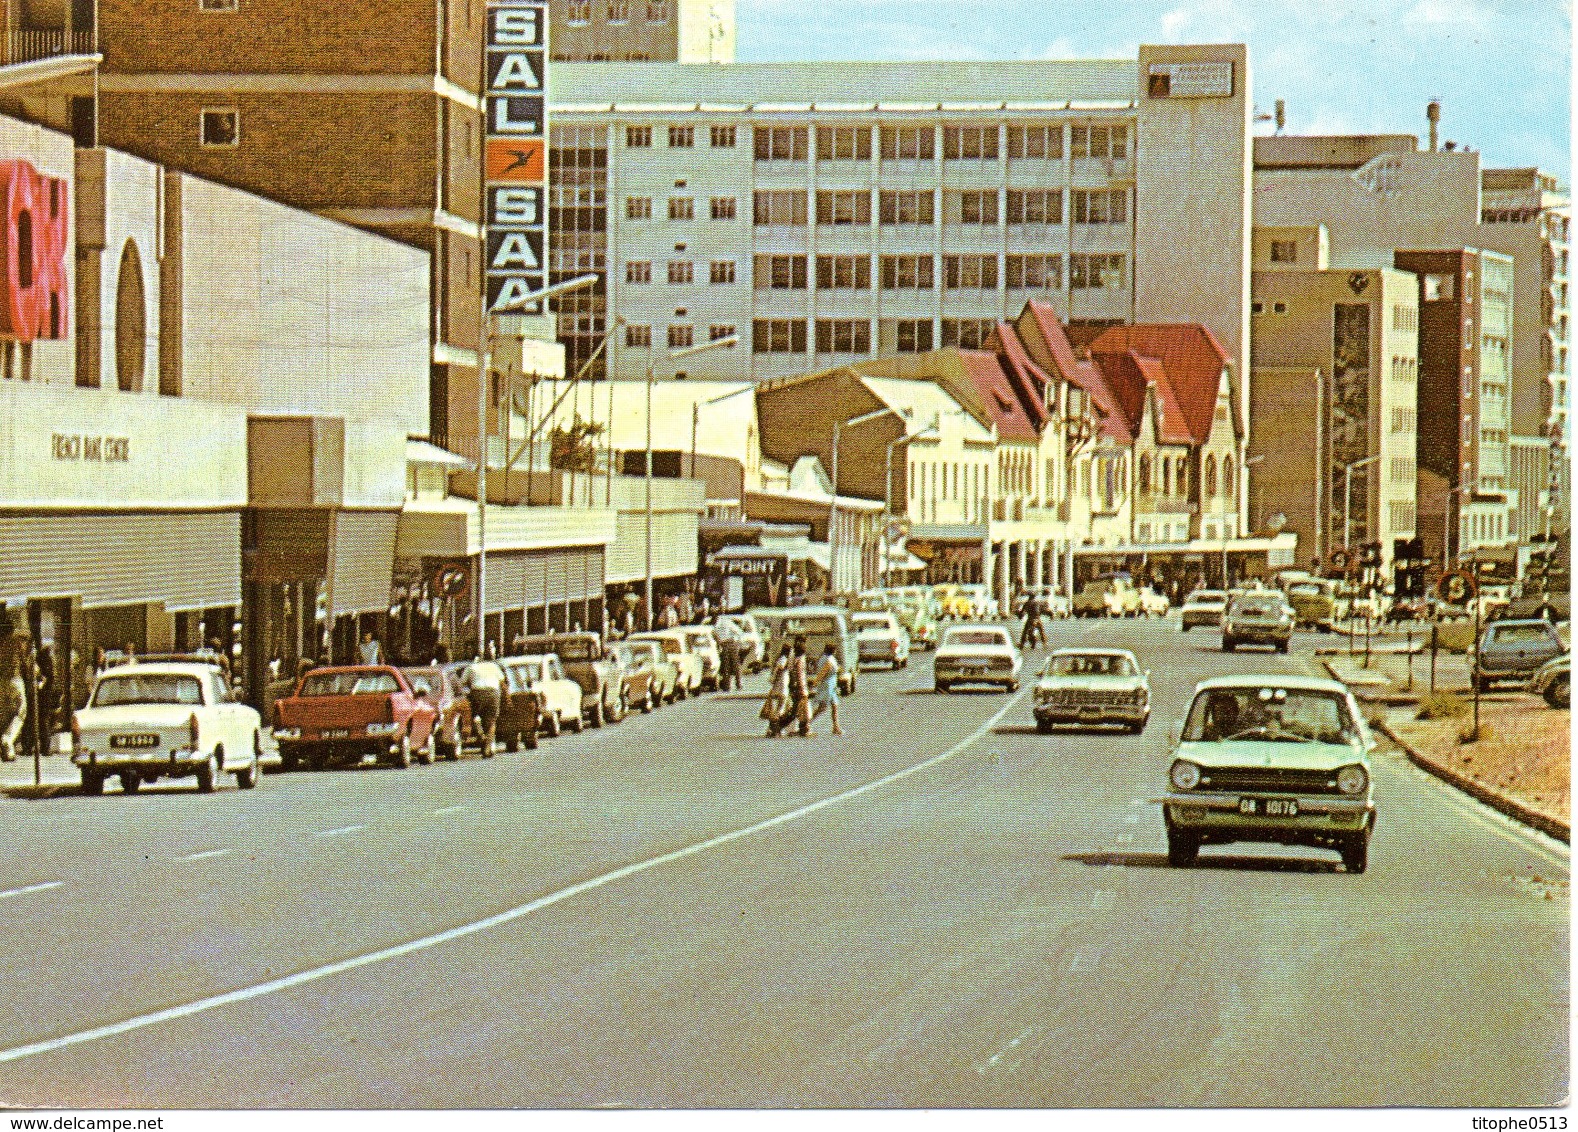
[682,626,723,691]
[957,584,1000,620]
[1527,653,1570,709]
[888,596,939,651]
[272,665,439,771]
[517,632,623,727]
[608,641,660,713]
[714,613,767,672]
[1072,577,1140,618]
[620,638,680,704]
[1158,675,1377,872]
[72,662,263,795]
[1221,592,1294,653]
[628,631,704,697]
[1472,619,1567,692]
[1281,578,1340,629]
[748,606,858,694]
[931,584,973,621]
[401,665,471,760]
[1032,648,1149,734]
[1179,589,1229,631]
[507,654,583,737]
[850,611,910,669]
[933,625,1022,693]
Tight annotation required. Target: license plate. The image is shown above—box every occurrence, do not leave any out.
[1239,797,1299,817]
[324,729,350,739]
[109,733,159,749]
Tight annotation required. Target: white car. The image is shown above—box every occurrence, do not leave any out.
[1033,648,1150,734]
[506,655,584,735]
[1180,589,1229,631]
[630,631,705,695]
[715,614,767,671]
[957,584,1001,620]
[682,626,723,690]
[71,662,262,795]
[851,611,910,669]
[933,625,1022,693]
[1139,586,1171,617]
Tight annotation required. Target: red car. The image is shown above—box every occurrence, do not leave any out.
[272,665,440,771]
[402,665,473,760]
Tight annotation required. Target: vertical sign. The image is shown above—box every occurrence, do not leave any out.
[484,0,548,313]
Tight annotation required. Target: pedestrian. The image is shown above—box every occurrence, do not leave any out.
[809,643,844,736]
[460,653,506,755]
[761,644,791,737]
[1018,593,1043,650]
[716,630,742,692]
[783,637,812,738]
[35,643,55,750]
[359,631,383,666]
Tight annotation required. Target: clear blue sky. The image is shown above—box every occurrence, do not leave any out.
[737,0,1572,179]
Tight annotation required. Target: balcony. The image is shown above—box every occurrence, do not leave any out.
[8,28,96,66]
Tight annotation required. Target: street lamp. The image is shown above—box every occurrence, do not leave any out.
[476,273,598,657]
[690,376,752,480]
[642,333,739,630]
[1232,452,1266,585]
[1340,453,1382,553]
[830,406,894,596]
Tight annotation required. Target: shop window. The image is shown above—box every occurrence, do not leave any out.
[199,107,239,148]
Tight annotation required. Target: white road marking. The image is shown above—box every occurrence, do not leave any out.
[1124,810,1141,824]
[0,881,63,900]
[430,805,466,816]
[0,687,1030,1066]
[1069,951,1098,972]
[1114,833,1135,845]
[977,1025,1037,1073]
[1396,757,1569,868]
[314,825,365,838]
[1091,890,1116,911]
[181,849,232,862]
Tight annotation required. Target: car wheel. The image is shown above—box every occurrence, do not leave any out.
[1006,680,1019,693]
[505,728,520,753]
[1473,675,1492,694]
[1166,829,1199,867]
[1222,638,1236,653]
[418,728,437,765]
[643,689,655,713]
[935,682,950,694]
[1341,832,1370,874]
[236,734,260,789]
[1035,718,1053,735]
[1277,641,1290,655]
[589,700,604,728]
[1180,623,1191,632]
[80,771,103,796]
[392,732,412,768]
[120,771,141,794]
[196,751,218,793]
[280,750,300,773]
[567,710,583,734]
[445,722,462,761]
[1128,720,1146,736]
[544,711,561,738]
[1545,674,1569,710]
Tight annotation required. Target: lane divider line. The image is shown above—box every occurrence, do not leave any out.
[0,881,63,900]
[430,806,467,816]
[181,849,233,862]
[0,687,1029,1066]
[314,825,365,838]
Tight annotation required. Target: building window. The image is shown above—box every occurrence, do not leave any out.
[754,254,808,289]
[816,255,871,291]
[646,0,669,22]
[668,196,695,220]
[667,126,695,149]
[815,125,872,161]
[1071,122,1127,160]
[753,319,807,354]
[895,319,933,353]
[816,319,871,354]
[198,0,239,11]
[1204,455,1218,496]
[1007,124,1063,159]
[880,126,935,160]
[625,324,652,348]
[1270,239,1298,263]
[1222,455,1235,496]
[1006,254,1061,290]
[880,255,934,290]
[752,190,809,226]
[1423,273,1455,301]
[606,0,629,22]
[710,125,736,148]
[666,261,694,284]
[1138,454,1152,495]
[956,190,999,225]
[1070,253,1125,289]
[816,190,871,226]
[625,125,653,148]
[943,125,998,160]
[753,126,808,161]
[626,260,652,284]
[879,190,935,225]
[1007,189,1062,226]
[567,0,591,23]
[667,324,694,349]
[626,196,652,219]
[199,107,239,147]
[941,319,996,349]
[1271,300,1289,315]
[943,254,999,290]
[1072,189,1126,224]
[710,196,736,220]
[709,260,736,284]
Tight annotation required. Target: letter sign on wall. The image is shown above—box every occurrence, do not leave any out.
[484,0,549,313]
[0,161,69,342]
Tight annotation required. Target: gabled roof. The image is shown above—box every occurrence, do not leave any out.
[1090,350,1194,447]
[954,350,1040,444]
[988,322,1052,433]
[1018,300,1134,444]
[1088,324,1232,446]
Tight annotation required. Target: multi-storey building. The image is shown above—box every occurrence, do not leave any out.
[549,0,733,62]
[548,46,1253,416]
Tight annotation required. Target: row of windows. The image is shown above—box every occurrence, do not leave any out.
[1390,456,1416,484]
[566,1,669,26]
[623,323,736,350]
[721,124,1129,162]
[1135,453,1238,498]
[1388,356,1418,384]
[618,188,1128,228]
[621,253,1117,292]
[730,317,1025,355]
[626,125,737,149]
[1390,406,1418,434]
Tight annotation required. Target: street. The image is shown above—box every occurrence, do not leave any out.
[0,617,1566,1108]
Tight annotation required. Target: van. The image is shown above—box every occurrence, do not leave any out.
[749,605,859,694]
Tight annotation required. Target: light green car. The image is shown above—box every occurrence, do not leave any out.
[1158,675,1377,873]
[1033,648,1149,734]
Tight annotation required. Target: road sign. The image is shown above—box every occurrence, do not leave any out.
[437,565,469,598]
[1436,570,1477,606]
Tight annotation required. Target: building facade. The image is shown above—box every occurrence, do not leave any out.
[549,0,734,63]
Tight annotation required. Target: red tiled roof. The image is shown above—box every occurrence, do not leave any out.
[1019,300,1134,443]
[1091,350,1194,447]
[1088,324,1231,446]
[988,322,1052,432]
[955,350,1040,444]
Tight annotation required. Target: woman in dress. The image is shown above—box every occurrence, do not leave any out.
[761,644,791,737]
[810,643,844,736]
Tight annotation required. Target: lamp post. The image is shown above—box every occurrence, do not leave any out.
[475,273,598,658]
[643,333,739,630]
[830,407,893,597]
[1235,453,1265,584]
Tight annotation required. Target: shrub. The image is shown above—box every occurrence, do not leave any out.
[1416,691,1467,721]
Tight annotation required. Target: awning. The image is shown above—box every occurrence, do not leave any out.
[803,543,831,572]
[406,439,473,469]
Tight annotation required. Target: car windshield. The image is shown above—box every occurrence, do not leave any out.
[775,616,837,636]
[1232,598,1284,615]
[92,674,204,707]
[1189,591,1227,604]
[852,615,891,631]
[1046,654,1135,678]
[545,639,595,661]
[1490,624,1556,645]
[513,661,543,685]
[299,672,399,697]
[1288,583,1326,598]
[402,671,437,695]
[944,629,1007,648]
[684,631,712,647]
[1183,686,1358,745]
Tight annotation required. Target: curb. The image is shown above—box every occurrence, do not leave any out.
[1317,660,1419,707]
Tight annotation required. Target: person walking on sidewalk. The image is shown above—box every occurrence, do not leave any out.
[780,637,811,738]
[809,643,845,736]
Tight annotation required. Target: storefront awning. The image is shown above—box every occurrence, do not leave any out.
[406,439,473,469]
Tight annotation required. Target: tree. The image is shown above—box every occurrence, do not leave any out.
[548,415,605,473]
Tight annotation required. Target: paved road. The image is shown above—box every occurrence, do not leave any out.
[0,618,1565,1108]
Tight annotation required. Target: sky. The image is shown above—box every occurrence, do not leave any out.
[736,0,1573,179]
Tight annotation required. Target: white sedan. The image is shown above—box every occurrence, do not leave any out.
[72,662,262,795]
[629,631,705,696]
[851,611,910,669]
[506,655,585,735]
[933,625,1022,693]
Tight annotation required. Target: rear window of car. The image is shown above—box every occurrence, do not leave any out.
[777,616,838,636]
[852,615,892,631]
[1288,583,1325,598]
[300,672,399,697]
[1047,654,1135,678]
[944,629,1008,647]
[1189,591,1227,603]
[1489,624,1556,644]
[93,674,204,707]
[1232,598,1282,615]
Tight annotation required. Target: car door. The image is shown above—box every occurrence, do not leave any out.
[207,671,244,768]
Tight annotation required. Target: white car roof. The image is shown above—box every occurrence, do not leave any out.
[1049,647,1140,661]
[96,662,217,680]
[1190,673,1350,695]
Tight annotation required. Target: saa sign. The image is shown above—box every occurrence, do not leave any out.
[0,160,68,342]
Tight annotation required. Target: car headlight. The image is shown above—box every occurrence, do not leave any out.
[1132,688,1148,705]
[273,727,301,740]
[1336,764,1369,795]
[1170,760,1202,790]
[366,722,401,736]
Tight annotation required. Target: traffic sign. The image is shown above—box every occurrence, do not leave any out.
[1436,570,1477,606]
[437,565,469,598]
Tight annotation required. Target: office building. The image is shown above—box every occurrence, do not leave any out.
[549,0,734,62]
